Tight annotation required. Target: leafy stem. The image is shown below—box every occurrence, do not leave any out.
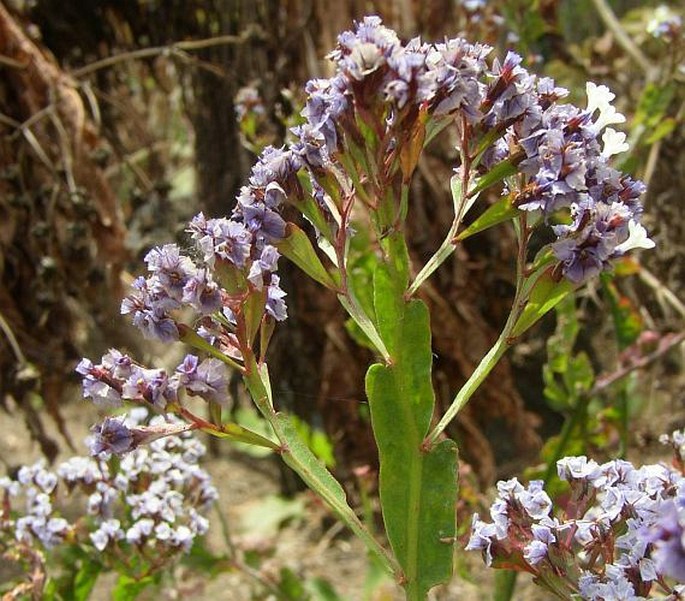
[241,361,400,577]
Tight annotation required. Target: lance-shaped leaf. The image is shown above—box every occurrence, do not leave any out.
[277,223,340,290]
[468,155,519,196]
[203,421,280,450]
[366,264,458,598]
[511,271,574,338]
[455,194,518,241]
[274,413,398,574]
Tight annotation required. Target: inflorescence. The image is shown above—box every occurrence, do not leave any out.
[0,409,217,578]
[77,15,652,451]
[467,430,685,599]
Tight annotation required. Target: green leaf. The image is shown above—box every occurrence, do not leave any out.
[233,406,276,457]
[279,567,308,600]
[634,82,676,128]
[512,272,574,338]
[276,413,348,509]
[645,117,677,144]
[72,561,100,601]
[338,293,390,361]
[201,420,279,450]
[277,223,340,290]
[366,265,458,598]
[455,195,518,241]
[468,157,518,196]
[112,575,154,601]
[602,276,643,350]
[494,570,518,601]
[290,414,336,468]
[272,411,397,576]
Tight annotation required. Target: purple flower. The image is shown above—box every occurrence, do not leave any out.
[248,245,280,289]
[266,275,288,321]
[210,219,253,268]
[101,349,134,379]
[176,355,230,405]
[121,277,179,342]
[237,196,287,241]
[642,499,685,582]
[182,268,222,314]
[332,16,400,81]
[76,357,123,407]
[518,480,553,520]
[89,418,136,455]
[144,244,196,300]
[465,513,499,566]
[248,145,301,190]
[523,539,548,565]
[122,366,178,409]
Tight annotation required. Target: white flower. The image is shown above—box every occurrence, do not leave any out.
[586,82,626,132]
[615,220,655,254]
[601,128,630,158]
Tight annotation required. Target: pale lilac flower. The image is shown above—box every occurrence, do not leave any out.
[176,355,230,405]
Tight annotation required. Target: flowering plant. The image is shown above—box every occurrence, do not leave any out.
[74,16,654,600]
[0,409,216,599]
[467,430,685,600]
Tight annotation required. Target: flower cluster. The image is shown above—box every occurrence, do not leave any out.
[76,348,229,417]
[112,15,652,350]
[0,409,216,572]
[289,16,651,283]
[485,64,653,282]
[467,442,685,600]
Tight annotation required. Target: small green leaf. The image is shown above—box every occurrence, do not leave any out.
[112,575,154,601]
[456,195,518,241]
[277,223,340,290]
[469,157,518,196]
[512,272,574,338]
[635,82,676,128]
[645,117,677,144]
[202,420,279,450]
[278,567,308,600]
[233,407,275,457]
[338,293,390,361]
[290,414,336,468]
[72,561,100,601]
[602,276,643,349]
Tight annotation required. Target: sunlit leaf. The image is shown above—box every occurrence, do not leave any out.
[277,223,340,290]
[512,272,574,338]
[456,195,518,241]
